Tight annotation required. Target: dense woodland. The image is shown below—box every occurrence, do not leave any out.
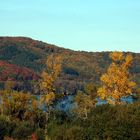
[0,37,140,94]
[0,37,140,140]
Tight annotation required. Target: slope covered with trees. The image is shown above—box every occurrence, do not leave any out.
[0,36,140,94]
[0,60,39,81]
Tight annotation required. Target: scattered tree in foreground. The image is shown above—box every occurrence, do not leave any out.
[74,83,97,119]
[97,52,136,105]
[39,54,63,136]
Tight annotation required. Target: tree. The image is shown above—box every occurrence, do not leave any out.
[39,54,62,135]
[74,83,96,119]
[0,90,31,120]
[97,52,136,105]
[0,88,42,124]
[40,54,62,105]
[40,54,62,97]
[0,90,30,120]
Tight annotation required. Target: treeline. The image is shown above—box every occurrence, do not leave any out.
[1,37,140,94]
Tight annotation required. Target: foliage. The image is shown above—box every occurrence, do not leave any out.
[0,90,31,119]
[0,116,9,140]
[35,129,45,140]
[11,121,34,139]
[74,91,95,119]
[74,83,97,119]
[47,102,140,140]
[40,54,62,105]
[0,115,45,140]
[0,61,39,81]
[0,90,46,127]
[39,54,64,136]
[0,60,39,93]
[0,90,46,140]
[134,87,140,100]
[1,37,140,95]
[0,38,140,140]
[98,52,136,104]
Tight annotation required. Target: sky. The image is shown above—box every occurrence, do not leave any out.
[0,0,140,52]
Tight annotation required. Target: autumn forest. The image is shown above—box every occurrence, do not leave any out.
[0,37,140,140]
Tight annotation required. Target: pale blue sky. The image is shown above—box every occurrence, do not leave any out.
[0,0,140,52]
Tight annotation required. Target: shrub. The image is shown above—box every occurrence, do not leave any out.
[35,129,45,140]
[12,121,34,139]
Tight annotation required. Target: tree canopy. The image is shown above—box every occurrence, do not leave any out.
[98,52,136,104]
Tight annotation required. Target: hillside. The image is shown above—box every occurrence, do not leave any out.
[0,60,39,81]
[0,37,140,94]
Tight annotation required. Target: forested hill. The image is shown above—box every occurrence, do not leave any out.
[0,37,140,93]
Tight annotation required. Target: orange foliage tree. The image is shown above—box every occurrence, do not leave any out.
[97,52,136,105]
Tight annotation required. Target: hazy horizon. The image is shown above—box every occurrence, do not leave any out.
[0,0,140,52]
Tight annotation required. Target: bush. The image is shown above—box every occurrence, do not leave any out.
[0,102,140,140]
[12,121,34,139]
[0,117,8,140]
[35,128,45,140]
[47,102,140,140]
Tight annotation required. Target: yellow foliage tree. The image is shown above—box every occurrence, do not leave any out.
[39,54,62,136]
[0,90,31,120]
[97,52,136,105]
[40,54,62,105]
